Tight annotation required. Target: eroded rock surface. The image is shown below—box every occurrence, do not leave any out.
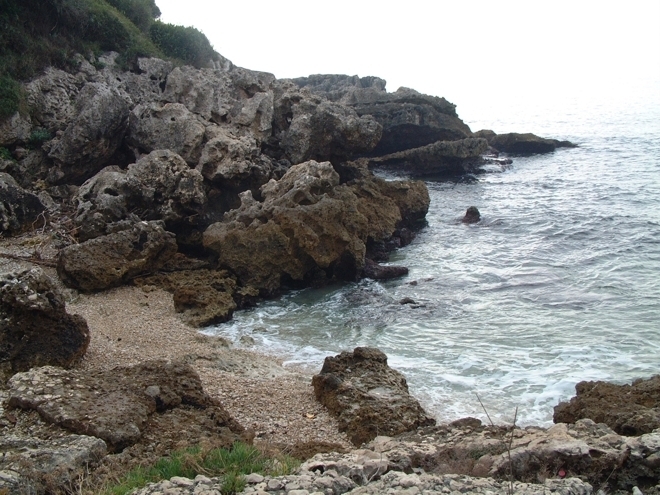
[554,375,660,435]
[312,347,436,446]
[0,268,89,380]
[475,130,576,154]
[7,360,244,452]
[57,220,178,291]
[0,172,45,234]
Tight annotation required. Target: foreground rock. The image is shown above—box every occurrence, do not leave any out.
[554,375,660,435]
[0,172,46,234]
[203,161,429,294]
[57,220,178,291]
[475,130,576,154]
[312,347,436,446]
[0,268,89,381]
[7,360,245,452]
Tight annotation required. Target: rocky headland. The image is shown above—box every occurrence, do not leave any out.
[4,14,658,495]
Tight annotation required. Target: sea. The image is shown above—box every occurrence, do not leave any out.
[206,76,660,427]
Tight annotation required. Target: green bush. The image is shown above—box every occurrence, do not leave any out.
[28,127,52,147]
[0,75,22,119]
[105,0,160,32]
[149,20,216,68]
[0,147,13,160]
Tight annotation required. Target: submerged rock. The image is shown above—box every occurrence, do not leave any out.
[462,206,481,224]
[0,268,89,381]
[312,347,436,446]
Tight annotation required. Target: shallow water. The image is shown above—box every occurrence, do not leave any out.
[207,78,660,426]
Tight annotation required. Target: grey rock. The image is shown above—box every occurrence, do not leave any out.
[0,172,45,234]
[0,268,89,381]
[0,111,33,147]
[26,67,81,133]
[57,220,178,291]
[475,130,577,154]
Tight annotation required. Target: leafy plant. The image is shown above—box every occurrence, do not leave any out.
[28,127,52,147]
[105,0,160,32]
[0,147,12,161]
[149,20,217,68]
[0,75,22,119]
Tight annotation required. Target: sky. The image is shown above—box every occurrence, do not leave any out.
[156,1,660,126]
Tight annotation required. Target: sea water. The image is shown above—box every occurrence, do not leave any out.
[207,77,660,426]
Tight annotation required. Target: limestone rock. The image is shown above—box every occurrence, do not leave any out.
[362,259,409,280]
[7,360,244,452]
[0,172,45,234]
[48,82,132,184]
[0,111,33,147]
[0,268,89,380]
[26,67,81,133]
[554,375,660,435]
[57,220,178,291]
[74,150,206,241]
[312,347,436,446]
[368,137,489,177]
[475,130,577,154]
[128,102,205,165]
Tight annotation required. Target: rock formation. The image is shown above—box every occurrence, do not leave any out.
[554,375,660,436]
[475,130,577,154]
[0,268,89,381]
[312,347,436,446]
[0,172,45,234]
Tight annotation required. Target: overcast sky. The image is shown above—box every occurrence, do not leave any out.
[156,1,660,126]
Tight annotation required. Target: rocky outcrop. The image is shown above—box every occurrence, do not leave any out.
[0,268,89,381]
[462,206,481,224]
[362,259,409,280]
[554,375,660,436]
[367,137,489,177]
[475,130,576,154]
[7,360,245,452]
[57,220,178,291]
[312,347,436,446]
[26,68,82,134]
[47,82,132,184]
[0,172,45,234]
[203,161,429,293]
[74,150,206,241]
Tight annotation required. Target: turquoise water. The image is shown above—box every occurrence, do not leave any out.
[207,78,660,426]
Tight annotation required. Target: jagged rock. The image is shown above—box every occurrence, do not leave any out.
[7,360,244,452]
[47,82,132,184]
[475,130,576,154]
[163,65,275,138]
[291,77,473,155]
[57,220,178,291]
[127,102,206,165]
[312,347,436,446]
[0,268,89,381]
[0,433,107,494]
[74,150,206,241]
[368,137,489,177]
[554,375,660,435]
[203,161,428,293]
[462,206,481,224]
[363,259,409,280]
[0,172,45,234]
[278,93,382,164]
[134,269,243,327]
[0,111,33,147]
[197,127,273,190]
[26,67,81,133]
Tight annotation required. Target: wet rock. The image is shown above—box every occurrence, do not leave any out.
[362,259,409,280]
[74,150,206,241]
[367,137,489,177]
[127,102,206,165]
[312,347,436,446]
[462,206,481,224]
[475,130,577,154]
[553,375,660,435]
[0,268,89,381]
[0,172,45,234]
[48,82,132,184]
[7,360,244,452]
[57,220,178,291]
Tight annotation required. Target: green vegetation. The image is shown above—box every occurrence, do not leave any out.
[0,0,218,119]
[0,147,13,160]
[102,442,299,495]
[28,127,52,147]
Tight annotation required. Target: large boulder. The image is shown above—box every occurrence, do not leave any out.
[0,172,45,234]
[26,67,81,134]
[203,161,428,293]
[554,375,660,436]
[0,268,89,381]
[0,112,33,147]
[74,150,206,241]
[47,82,132,184]
[7,360,245,452]
[290,76,472,155]
[127,102,205,165]
[312,347,436,446]
[367,137,489,177]
[475,130,576,154]
[57,220,178,291]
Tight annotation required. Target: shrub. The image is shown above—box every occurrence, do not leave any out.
[28,128,52,147]
[0,147,12,160]
[0,75,22,119]
[105,0,160,32]
[149,20,216,68]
